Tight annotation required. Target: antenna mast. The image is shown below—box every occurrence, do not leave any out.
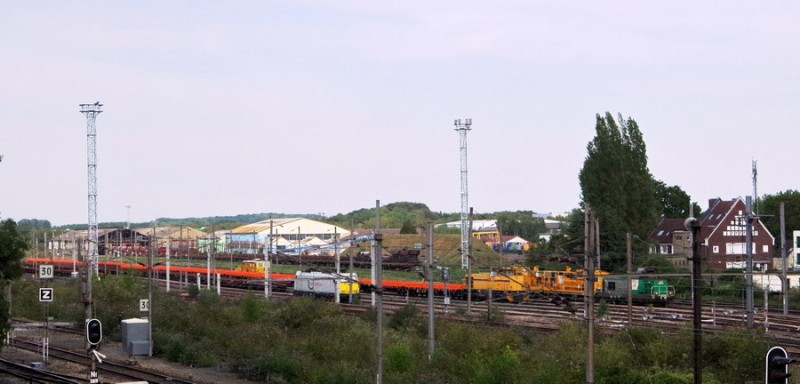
[751,160,758,214]
[454,118,472,269]
[81,102,103,277]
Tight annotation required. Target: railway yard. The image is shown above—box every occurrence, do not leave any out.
[3,320,258,384]
[8,286,800,383]
[9,256,800,382]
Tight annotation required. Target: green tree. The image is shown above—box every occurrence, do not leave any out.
[1,218,29,345]
[399,220,416,234]
[16,218,52,232]
[579,113,660,264]
[327,201,443,230]
[654,181,701,218]
[758,190,800,242]
[562,208,586,242]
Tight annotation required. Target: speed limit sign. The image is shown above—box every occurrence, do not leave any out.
[39,265,54,279]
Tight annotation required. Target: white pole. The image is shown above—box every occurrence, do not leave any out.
[335,227,340,304]
[166,237,171,292]
[265,261,271,300]
[371,199,380,307]
[764,275,769,331]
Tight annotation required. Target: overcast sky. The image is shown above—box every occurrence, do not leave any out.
[1,2,797,226]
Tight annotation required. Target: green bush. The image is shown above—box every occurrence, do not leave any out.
[388,303,418,330]
[386,342,415,373]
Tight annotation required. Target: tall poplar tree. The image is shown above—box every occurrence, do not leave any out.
[579,113,659,261]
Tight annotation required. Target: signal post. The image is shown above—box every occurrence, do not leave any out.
[766,346,794,384]
[86,318,104,383]
[38,264,54,364]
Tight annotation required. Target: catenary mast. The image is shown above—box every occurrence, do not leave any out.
[81,102,102,277]
[454,119,472,269]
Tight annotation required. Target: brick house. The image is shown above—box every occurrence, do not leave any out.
[649,218,692,268]
[650,197,775,272]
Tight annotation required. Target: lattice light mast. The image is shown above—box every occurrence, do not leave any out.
[454,118,472,269]
[81,102,102,277]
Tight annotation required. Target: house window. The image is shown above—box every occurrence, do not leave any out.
[762,245,769,253]
[726,243,746,254]
[659,245,672,254]
[713,246,719,254]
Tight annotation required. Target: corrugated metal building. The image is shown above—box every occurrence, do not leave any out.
[231,217,351,254]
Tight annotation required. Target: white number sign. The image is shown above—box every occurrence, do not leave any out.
[39,264,54,279]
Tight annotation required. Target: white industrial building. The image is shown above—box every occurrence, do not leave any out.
[230,217,350,254]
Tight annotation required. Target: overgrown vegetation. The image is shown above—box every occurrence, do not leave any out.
[10,275,788,383]
[1,219,28,345]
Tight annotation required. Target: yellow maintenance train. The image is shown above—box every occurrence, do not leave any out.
[467,266,609,302]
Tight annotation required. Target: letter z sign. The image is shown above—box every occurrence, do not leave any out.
[39,288,54,302]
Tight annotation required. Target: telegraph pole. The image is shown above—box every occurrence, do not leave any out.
[349,218,355,304]
[745,196,755,328]
[467,207,473,314]
[334,227,339,304]
[584,205,595,384]
[426,222,435,360]
[781,202,788,315]
[626,233,633,325]
[685,216,703,384]
[371,200,380,307]
[374,233,384,384]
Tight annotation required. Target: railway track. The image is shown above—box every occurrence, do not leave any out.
[0,357,84,384]
[8,337,197,384]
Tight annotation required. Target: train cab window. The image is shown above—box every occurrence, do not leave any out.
[607,282,616,291]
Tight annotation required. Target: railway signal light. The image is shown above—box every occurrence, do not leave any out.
[86,318,103,346]
[766,346,794,384]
